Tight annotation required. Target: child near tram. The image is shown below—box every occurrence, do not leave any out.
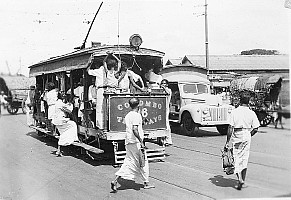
[111,97,155,192]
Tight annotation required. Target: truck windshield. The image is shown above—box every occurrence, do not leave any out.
[183,83,208,94]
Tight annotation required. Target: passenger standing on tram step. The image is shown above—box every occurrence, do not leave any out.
[160,79,173,146]
[111,97,155,192]
[52,93,79,157]
[225,91,260,190]
[43,82,58,129]
[88,78,97,106]
[73,79,84,121]
[87,52,120,130]
[24,85,36,127]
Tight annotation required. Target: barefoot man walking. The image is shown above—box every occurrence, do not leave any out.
[111,97,155,192]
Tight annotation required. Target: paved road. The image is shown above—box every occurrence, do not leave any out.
[0,108,291,200]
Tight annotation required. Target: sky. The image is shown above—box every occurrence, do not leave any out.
[0,0,290,76]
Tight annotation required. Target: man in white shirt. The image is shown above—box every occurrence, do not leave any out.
[111,98,155,192]
[225,91,260,190]
[87,53,120,129]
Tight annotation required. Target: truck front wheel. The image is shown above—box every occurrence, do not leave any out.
[216,124,228,135]
[181,112,198,136]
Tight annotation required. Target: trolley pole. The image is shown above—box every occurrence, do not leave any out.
[204,0,209,78]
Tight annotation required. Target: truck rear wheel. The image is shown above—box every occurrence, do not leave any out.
[181,112,198,136]
[216,125,228,135]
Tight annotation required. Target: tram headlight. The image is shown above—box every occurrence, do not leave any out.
[129,34,142,50]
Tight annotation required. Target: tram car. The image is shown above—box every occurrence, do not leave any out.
[29,34,168,164]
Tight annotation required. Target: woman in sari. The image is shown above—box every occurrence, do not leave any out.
[225,91,260,190]
[52,93,79,156]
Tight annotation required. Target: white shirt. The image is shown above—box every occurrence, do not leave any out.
[118,71,130,91]
[124,111,144,145]
[228,106,260,129]
[128,70,141,82]
[88,66,106,88]
[52,99,73,125]
[88,85,97,102]
[106,70,118,87]
[44,89,58,106]
[74,86,84,100]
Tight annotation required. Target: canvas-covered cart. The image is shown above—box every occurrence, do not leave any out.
[0,75,35,114]
[230,74,283,126]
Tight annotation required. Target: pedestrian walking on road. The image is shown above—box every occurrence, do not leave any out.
[111,97,155,192]
[225,91,260,190]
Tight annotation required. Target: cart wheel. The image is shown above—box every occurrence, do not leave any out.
[260,114,272,127]
[181,112,198,136]
[7,104,19,115]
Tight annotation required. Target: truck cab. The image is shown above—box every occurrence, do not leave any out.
[163,73,233,135]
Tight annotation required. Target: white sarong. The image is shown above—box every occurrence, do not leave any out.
[232,129,251,174]
[115,143,149,183]
[56,120,78,146]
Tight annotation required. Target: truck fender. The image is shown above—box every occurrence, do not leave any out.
[179,104,201,124]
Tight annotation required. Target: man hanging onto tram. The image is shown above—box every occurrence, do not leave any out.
[86,52,121,130]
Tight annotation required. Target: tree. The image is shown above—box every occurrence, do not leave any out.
[240,49,279,55]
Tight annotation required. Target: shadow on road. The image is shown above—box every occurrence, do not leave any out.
[275,193,291,197]
[26,131,116,167]
[112,178,144,193]
[208,175,237,189]
[170,122,221,138]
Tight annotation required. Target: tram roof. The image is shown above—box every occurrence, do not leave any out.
[28,45,165,77]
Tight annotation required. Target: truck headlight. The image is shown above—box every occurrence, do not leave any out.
[202,108,209,114]
[228,107,233,113]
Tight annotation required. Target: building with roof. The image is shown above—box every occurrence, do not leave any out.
[181,54,289,75]
[165,58,182,66]
[164,54,290,106]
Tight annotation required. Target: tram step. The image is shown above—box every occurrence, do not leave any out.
[115,148,166,164]
[71,142,104,154]
[169,119,179,123]
[30,125,52,134]
[30,126,104,154]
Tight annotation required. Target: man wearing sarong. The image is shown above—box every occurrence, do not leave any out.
[111,98,155,192]
[52,93,79,156]
[225,91,260,190]
[87,53,120,129]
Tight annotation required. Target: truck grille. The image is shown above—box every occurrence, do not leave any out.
[209,107,228,121]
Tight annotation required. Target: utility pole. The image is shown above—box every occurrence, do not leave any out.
[204,0,209,77]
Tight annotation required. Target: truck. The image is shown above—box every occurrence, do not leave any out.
[160,67,234,135]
